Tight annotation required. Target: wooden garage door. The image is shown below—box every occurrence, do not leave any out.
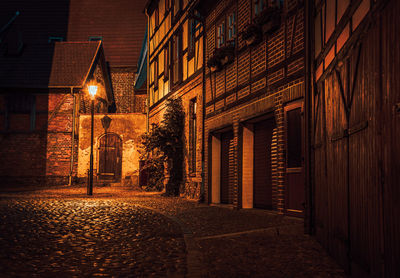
[253,118,275,209]
[220,130,234,204]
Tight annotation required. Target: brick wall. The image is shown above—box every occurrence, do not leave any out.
[0,92,77,186]
[111,67,146,113]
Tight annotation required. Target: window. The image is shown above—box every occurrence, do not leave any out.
[48,36,63,43]
[227,12,236,43]
[216,10,237,49]
[89,36,103,41]
[253,0,267,17]
[155,8,159,28]
[188,18,196,58]
[154,56,159,90]
[172,31,182,84]
[173,0,181,17]
[189,98,197,173]
[164,43,169,80]
[5,94,36,131]
[165,0,170,12]
[217,22,225,48]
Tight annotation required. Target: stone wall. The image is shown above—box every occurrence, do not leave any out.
[77,113,146,186]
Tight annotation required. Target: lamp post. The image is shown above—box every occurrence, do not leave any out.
[88,85,97,195]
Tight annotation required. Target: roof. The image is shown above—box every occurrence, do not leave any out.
[0,0,147,68]
[67,0,147,68]
[134,27,147,90]
[0,41,102,88]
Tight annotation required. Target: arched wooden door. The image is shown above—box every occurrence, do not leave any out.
[98,133,122,182]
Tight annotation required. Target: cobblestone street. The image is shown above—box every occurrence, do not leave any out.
[0,186,347,277]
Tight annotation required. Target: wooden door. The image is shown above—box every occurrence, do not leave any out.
[220,130,233,204]
[253,118,275,209]
[98,133,122,182]
[285,102,304,216]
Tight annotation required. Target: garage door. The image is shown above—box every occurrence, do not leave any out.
[220,130,234,204]
[253,118,275,209]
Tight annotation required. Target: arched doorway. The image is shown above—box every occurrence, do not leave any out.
[98,133,122,182]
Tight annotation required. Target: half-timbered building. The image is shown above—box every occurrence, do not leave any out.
[203,0,306,215]
[144,0,204,198]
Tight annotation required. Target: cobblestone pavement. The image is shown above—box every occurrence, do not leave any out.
[0,194,186,277]
[0,186,347,277]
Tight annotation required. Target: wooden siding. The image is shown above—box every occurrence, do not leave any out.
[312,0,399,276]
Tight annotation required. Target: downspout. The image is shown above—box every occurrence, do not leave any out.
[69,87,77,185]
[304,0,313,234]
[201,12,206,203]
[145,10,150,133]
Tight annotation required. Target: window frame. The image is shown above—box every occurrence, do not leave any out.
[216,21,225,49]
[172,30,182,85]
[154,55,159,91]
[189,97,197,173]
[89,36,103,41]
[216,9,237,49]
[284,100,304,170]
[164,43,170,81]
[188,18,196,59]
[227,11,236,44]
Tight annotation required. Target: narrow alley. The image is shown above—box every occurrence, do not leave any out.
[0,186,345,277]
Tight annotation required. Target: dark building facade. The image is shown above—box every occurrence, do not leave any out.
[311,0,400,276]
[0,41,113,185]
[0,0,148,186]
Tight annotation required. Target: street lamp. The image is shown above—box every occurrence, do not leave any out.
[88,85,97,195]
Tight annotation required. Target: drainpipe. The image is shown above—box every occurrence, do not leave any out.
[145,9,150,133]
[304,0,313,234]
[201,11,206,203]
[69,87,77,185]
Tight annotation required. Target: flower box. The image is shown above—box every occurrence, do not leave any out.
[207,44,235,72]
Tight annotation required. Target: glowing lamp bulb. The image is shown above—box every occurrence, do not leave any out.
[88,85,98,98]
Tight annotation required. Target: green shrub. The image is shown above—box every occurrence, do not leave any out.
[139,98,185,195]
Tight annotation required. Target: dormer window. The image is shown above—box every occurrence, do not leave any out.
[48,36,63,43]
[89,36,103,41]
